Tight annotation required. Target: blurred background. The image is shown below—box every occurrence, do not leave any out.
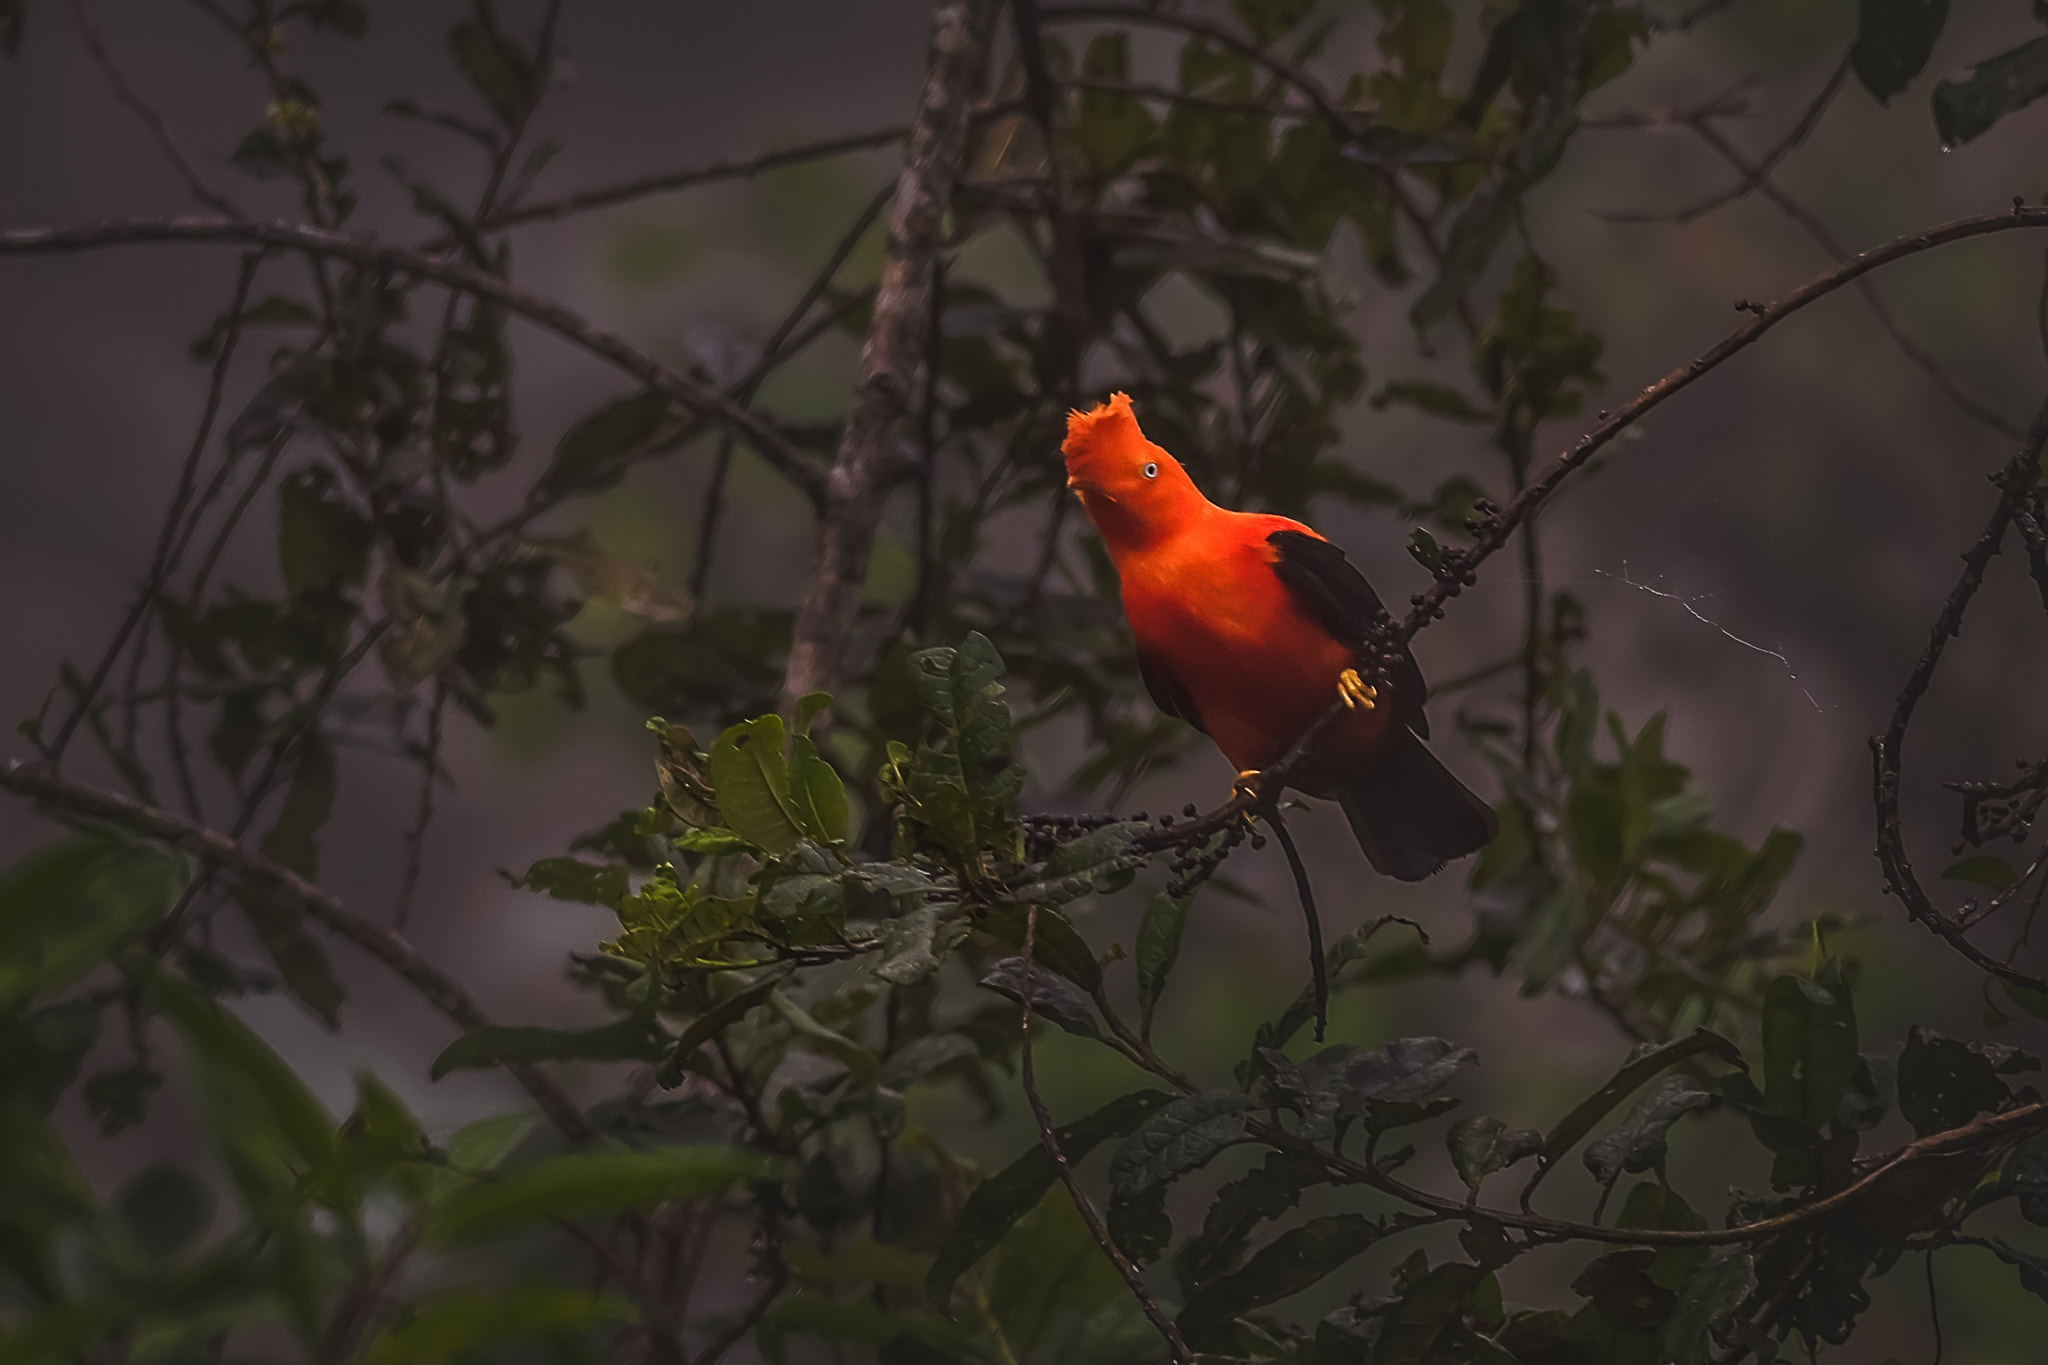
[4,1,2048,1358]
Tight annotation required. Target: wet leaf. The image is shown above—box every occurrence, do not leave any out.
[1584,1075,1713,1188]
[1932,35,2048,147]
[1447,1116,1543,1195]
[1852,0,1948,103]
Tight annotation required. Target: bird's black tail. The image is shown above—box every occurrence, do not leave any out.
[1333,728,1498,882]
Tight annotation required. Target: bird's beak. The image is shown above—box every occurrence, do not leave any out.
[1065,472,1112,503]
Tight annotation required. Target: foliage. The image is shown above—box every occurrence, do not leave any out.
[5,0,2048,1362]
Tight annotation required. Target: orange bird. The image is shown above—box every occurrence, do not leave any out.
[1062,393,1496,880]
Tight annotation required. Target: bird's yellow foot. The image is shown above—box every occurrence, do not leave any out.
[1233,769,1264,802]
[1337,667,1378,711]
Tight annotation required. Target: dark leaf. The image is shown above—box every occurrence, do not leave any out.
[1180,1151,1325,1286]
[1107,1091,1260,1262]
[508,856,630,908]
[1932,35,2048,147]
[541,392,680,499]
[1447,1116,1543,1195]
[875,904,943,987]
[660,969,791,1086]
[1529,1029,1742,1189]
[1178,1213,1381,1348]
[448,16,535,126]
[1852,0,1948,103]
[432,1018,668,1079]
[1943,854,2017,890]
[1762,971,1858,1129]
[1136,893,1190,1035]
[361,1285,635,1362]
[1897,1026,2036,1137]
[1584,1075,1714,1187]
[115,1163,215,1260]
[0,0,22,59]
[278,466,373,599]
[0,839,183,1007]
[423,1146,781,1243]
[154,972,337,1211]
[981,903,1103,992]
[926,1090,1174,1306]
[1374,1262,1493,1365]
[979,956,1103,1041]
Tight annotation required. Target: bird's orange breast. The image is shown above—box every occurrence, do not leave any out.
[1116,515,1393,775]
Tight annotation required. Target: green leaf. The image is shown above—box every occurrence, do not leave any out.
[241,740,346,1024]
[1135,893,1190,1035]
[895,634,1023,865]
[423,1145,781,1244]
[771,990,880,1086]
[508,856,631,907]
[1407,526,1445,574]
[1281,1037,1476,1138]
[1447,1116,1543,1196]
[1530,1029,1742,1186]
[1897,1026,2036,1137]
[541,391,679,498]
[926,1089,1174,1307]
[1659,1250,1755,1365]
[1075,33,1157,172]
[365,1284,635,1364]
[1932,35,2048,147]
[709,715,805,856]
[986,1190,1125,1355]
[1229,0,1315,45]
[1178,1213,1381,1348]
[448,16,534,125]
[278,465,373,598]
[154,972,337,1214]
[981,902,1103,992]
[1762,971,1859,1129]
[115,1163,214,1260]
[876,905,943,987]
[978,956,1103,1041]
[1009,822,1143,905]
[790,734,848,844]
[661,968,791,1085]
[0,839,183,1007]
[1944,854,2017,890]
[431,1018,668,1079]
[1852,0,1948,103]
[878,1032,978,1091]
[1583,1075,1713,1188]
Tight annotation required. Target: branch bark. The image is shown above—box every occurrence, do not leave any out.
[0,759,596,1144]
[0,217,827,506]
[779,0,993,710]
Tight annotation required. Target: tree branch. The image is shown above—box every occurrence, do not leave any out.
[781,0,993,708]
[0,760,596,1144]
[69,0,244,217]
[0,217,829,506]
[1872,392,2048,990]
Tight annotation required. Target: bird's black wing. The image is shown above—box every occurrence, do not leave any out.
[1137,648,1207,735]
[1265,528,1431,737]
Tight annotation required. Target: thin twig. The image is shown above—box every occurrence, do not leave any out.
[1606,52,1850,226]
[1676,118,2022,440]
[69,0,244,216]
[1268,813,1328,1043]
[1872,393,2048,991]
[1019,903,1193,1364]
[393,680,446,932]
[0,760,596,1143]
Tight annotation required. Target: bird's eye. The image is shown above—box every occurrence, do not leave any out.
[1142,461,1159,479]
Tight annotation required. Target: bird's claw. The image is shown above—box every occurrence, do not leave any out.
[1337,667,1378,711]
[1233,769,1264,804]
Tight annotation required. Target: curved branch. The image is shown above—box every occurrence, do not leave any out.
[1873,393,2048,989]
[0,217,829,507]
[0,760,597,1144]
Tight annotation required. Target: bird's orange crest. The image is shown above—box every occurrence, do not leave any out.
[1061,391,1144,472]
